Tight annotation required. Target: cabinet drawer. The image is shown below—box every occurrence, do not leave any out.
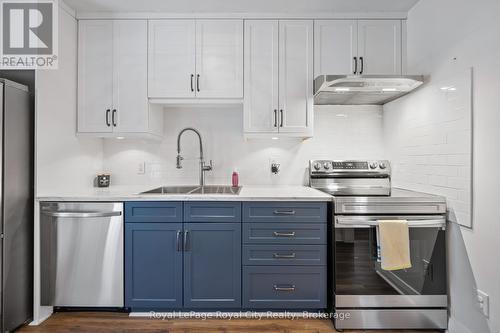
[243,202,327,223]
[184,202,241,222]
[243,245,326,266]
[243,266,326,309]
[243,223,326,244]
[125,202,182,223]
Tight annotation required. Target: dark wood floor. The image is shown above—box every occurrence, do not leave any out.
[16,312,442,333]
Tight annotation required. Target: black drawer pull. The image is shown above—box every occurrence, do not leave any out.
[273,231,295,237]
[273,210,296,215]
[274,284,295,292]
[273,253,296,259]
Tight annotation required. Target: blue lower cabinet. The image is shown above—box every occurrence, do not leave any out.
[183,223,241,308]
[125,223,183,309]
[242,266,327,309]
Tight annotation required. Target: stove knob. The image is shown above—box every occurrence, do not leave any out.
[369,162,378,169]
[323,162,331,170]
[313,162,321,170]
[379,162,387,169]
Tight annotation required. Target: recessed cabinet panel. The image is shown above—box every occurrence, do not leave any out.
[243,20,279,133]
[358,20,402,75]
[77,20,113,133]
[113,20,148,132]
[278,20,313,133]
[183,223,242,308]
[148,20,196,98]
[195,20,243,99]
[314,20,358,76]
[125,223,183,309]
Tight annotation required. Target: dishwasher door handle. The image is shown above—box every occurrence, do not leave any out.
[41,210,122,218]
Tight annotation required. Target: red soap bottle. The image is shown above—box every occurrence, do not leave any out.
[232,170,239,187]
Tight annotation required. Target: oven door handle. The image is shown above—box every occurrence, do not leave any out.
[335,217,446,228]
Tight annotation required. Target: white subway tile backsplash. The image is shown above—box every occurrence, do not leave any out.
[384,69,473,227]
[429,175,448,187]
[102,106,385,186]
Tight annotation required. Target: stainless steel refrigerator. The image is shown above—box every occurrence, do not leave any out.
[0,79,33,332]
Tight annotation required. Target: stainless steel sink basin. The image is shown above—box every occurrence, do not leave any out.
[140,185,241,195]
[189,186,241,195]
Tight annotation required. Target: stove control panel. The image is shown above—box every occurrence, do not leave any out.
[309,160,391,175]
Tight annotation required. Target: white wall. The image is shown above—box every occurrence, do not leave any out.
[384,0,500,332]
[103,105,385,186]
[384,68,472,226]
[35,6,103,195]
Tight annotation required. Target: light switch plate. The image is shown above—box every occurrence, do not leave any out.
[137,162,146,175]
[477,289,489,317]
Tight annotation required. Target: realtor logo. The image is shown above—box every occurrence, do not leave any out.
[0,0,58,69]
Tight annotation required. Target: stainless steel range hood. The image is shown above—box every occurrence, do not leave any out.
[314,75,424,105]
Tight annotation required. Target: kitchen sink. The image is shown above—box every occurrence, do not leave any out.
[140,185,241,195]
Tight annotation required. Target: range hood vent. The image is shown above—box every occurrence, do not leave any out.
[314,75,424,105]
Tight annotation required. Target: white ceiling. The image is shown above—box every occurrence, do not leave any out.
[63,0,420,15]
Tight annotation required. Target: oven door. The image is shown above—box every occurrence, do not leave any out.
[334,215,447,308]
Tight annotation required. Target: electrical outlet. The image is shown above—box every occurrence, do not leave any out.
[137,162,146,175]
[477,289,489,317]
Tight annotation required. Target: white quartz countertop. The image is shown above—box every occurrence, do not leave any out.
[36,185,333,202]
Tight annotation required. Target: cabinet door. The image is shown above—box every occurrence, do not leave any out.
[243,20,279,133]
[112,20,148,133]
[125,223,183,309]
[184,223,241,308]
[278,20,313,133]
[77,20,113,133]
[195,20,243,98]
[148,20,196,98]
[358,20,402,75]
[314,20,358,76]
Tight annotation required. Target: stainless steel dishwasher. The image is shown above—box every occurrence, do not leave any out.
[40,202,124,308]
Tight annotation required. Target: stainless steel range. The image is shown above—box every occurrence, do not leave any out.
[309,160,448,330]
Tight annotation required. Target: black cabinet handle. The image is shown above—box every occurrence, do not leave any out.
[273,109,278,127]
[105,109,111,127]
[279,109,283,127]
[353,57,358,74]
[359,57,364,74]
[190,74,194,92]
[176,230,183,252]
[183,230,189,251]
[196,74,200,92]
[112,109,117,127]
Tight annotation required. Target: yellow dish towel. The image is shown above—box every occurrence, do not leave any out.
[378,220,412,271]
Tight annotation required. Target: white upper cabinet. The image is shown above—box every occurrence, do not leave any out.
[314,20,358,76]
[148,20,196,98]
[244,20,279,133]
[358,20,402,75]
[78,20,114,133]
[278,20,313,133]
[78,20,163,138]
[148,19,243,100]
[195,20,243,98]
[314,19,402,76]
[112,20,148,133]
[244,20,313,137]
